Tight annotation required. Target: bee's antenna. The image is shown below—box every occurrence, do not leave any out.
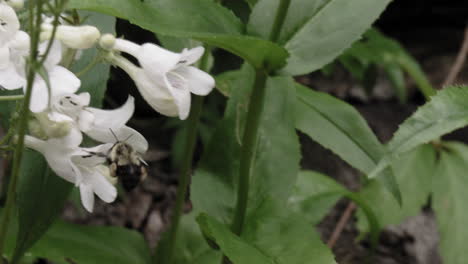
[123,133,134,143]
[109,128,119,142]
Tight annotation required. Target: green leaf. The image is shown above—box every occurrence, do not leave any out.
[369,86,468,179]
[68,0,288,70]
[432,142,468,264]
[340,28,435,101]
[290,171,380,246]
[295,84,383,174]
[294,84,401,204]
[243,199,336,264]
[197,214,274,264]
[12,150,73,263]
[357,144,436,232]
[264,0,391,75]
[28,220,151,264]
[289,171,344,224]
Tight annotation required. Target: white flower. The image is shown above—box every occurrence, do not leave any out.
[29,40,81,113]
[52,93,148,153]
[41,23,100,49]
[24,135,117,212]
[0,3,19,46]
[72,145,118,212]
[108,37,215,120]
[0,3,28,90]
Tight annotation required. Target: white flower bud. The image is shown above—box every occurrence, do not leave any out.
[4,0,23,10]
[99,33,116,50]
[55,25,101,49]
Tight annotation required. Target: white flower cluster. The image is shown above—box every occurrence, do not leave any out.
[0,2,215,212]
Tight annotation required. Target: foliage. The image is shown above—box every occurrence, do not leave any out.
[1,0,467,264]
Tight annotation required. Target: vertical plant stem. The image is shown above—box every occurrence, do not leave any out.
[230,70,267,235]
[0,0,42,261]
[159,50,210,264]
[268,0,291,43]
[230,0,291,237]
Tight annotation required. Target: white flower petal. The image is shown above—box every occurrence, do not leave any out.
[48,66,81,96]
[85,96,135,131]
[0,46,10,68]
[85,125,148,154]
[79,183,95,212]
[78,109,94,132]
[179,46,204,66]
[39,40,62,68]
[0,63,24,89]
[29,80,49,112]
[88,170,117,203]
[24,135,80,184]
[9,30,29,53]
[138,43,180,74]
[164,74,191,120]
[174,66,215,96]
[0,4,19,45]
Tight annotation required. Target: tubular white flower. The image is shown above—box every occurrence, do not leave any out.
[41,25,100,49]
[51,93,149,153]
[0,4,28,90]
[72,144,117,212]
[29,40,81,113]
[0,3,19,46]
[25,135,117,212]
[24,135,84,184]
[111,39,215,120]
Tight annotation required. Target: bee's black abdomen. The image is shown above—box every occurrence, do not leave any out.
[116,164,143,191]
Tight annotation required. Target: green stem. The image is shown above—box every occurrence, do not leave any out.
[157,50,211,264]
[0,95,24,101]
[231,0,291,237]
[230,70,267,235]
[0,1,42,261]
[268,0,291,42]
[76,53,105,77]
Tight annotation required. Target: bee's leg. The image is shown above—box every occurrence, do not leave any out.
[141,166,148,181]
[110,163,118,177]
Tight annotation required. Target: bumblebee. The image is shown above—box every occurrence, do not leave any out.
[107,141,148,191]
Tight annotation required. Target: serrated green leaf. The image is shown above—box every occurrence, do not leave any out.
[243,199,336,264]
[369,86,468,179]
[295,84,383,174]
[432,142,468,264]
[197,214,274,264]
[288,171,344,224]
[275,0,391,75]
[68,0,288,70]
[294,84,401,204]
[28,220,151,264]
[290,171,380,246]
[357,144,436,232]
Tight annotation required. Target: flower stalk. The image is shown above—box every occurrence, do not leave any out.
[230,0,291,238]
[0,0,43,260]
[158,49,210,264]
